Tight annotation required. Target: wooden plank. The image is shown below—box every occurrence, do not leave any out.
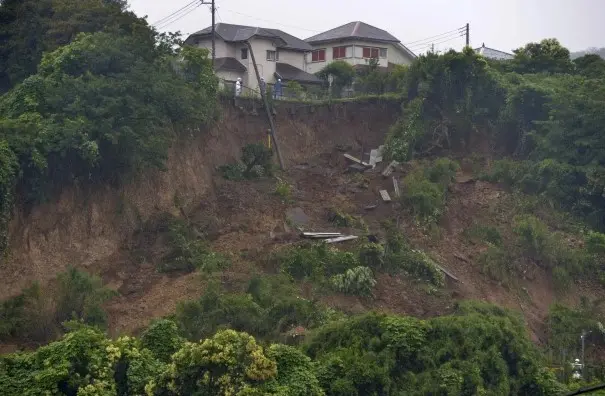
[302,232,342,239]
[379,190,391,202]
[434,264,460,282]
[344,154,371,168]
[392,177,400,198]
[364,204,378,210]
[325,235,359,244]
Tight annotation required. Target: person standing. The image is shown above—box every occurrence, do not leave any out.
[234,77,242,107]
[235,78,242,97]
[274,78,282,100]
[260,77,266,97]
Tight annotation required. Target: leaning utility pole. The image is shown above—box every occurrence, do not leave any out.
[465,23,470,47]
[245,41,285,169]
[211,0,216,66]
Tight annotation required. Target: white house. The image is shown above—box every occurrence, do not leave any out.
[184,23,321,93]
[304,21,417,74]
[474,43,514,60]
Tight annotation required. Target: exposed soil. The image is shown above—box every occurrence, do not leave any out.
[2,98,603,349]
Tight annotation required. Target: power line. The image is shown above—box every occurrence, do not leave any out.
[152,0,199,27]
[403,26,466,46]
[407,31,465,50]
[154,4,201,29]
[411,34,466,52]
[155,4,202,29]
[407,31,464,49]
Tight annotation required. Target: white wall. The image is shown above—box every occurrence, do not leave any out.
[277,49,307,71]
[305,40,414,74]
[192,36,307,93]
[193,37,233,58]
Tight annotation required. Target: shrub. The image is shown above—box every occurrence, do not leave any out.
[387,249,445,287]
[218,163,246,180]
[140,319,184,362]
[274,178,292,202]
[316,61,355,97]
[174,276,333,340]
[401,171,446,224]
[277,243,359,281]
[586,231,605,255]
[159,218,230,274]
[330,266,377,297]
[359,243,385,270]
[464,223,503,246]
[478,244,515,282]
[426,157,460,186]
[219,143,274,180]
[552,266,572,292]
[241,143,274,178]
[328,209,366,230]
[55,267,116,328]
[513,214,551,263]
[0,283,53,342]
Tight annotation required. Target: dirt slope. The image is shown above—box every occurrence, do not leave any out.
[2,98,601,342]
[0,99,399,300]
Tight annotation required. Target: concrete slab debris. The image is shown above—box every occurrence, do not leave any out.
[286,207,309,228]
[382,160,399,177]
[392,177,400,198]
[368,145,385,168]
[379,190,392,202]
[325,235,359,244]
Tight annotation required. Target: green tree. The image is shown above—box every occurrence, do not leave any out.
[316,61,355,97]
[512,38,574,74]
[574,53,605,78]
[150,329,277,395]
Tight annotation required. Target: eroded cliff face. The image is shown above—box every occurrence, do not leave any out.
[1,99,401,300]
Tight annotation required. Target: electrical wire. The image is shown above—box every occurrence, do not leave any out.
[403,26,466,46]
[407,31,465,50]
[152,0,199,26]
[155,4,201,29]
[410,33,466,52]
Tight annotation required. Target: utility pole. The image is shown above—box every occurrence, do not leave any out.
[581,330,592,380]
[431,43,435,53]
[245,41,285,170]
[211,0,216,67]
[465,23,470,47]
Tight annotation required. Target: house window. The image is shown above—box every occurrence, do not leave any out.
[379,48,387,58]
[333,46,348,59]
[241,48,248,59]
[311,49,326,62]
[362,47,380,59]
[267,50,277,61]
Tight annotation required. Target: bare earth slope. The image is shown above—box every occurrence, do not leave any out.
[1,98,601,342]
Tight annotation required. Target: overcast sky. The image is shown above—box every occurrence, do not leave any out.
[128,0,604,54]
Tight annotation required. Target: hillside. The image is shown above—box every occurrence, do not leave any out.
[3,1,605,395]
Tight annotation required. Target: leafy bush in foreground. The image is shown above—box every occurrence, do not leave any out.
[0,305,567,395]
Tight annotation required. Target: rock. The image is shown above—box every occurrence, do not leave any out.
[286,207,309,228]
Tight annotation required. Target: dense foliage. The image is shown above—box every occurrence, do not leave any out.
[386,39,605,233]
[0,304,568,395]
[0,0,217,254]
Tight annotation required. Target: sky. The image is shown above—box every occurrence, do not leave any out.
[128,0,605,54]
